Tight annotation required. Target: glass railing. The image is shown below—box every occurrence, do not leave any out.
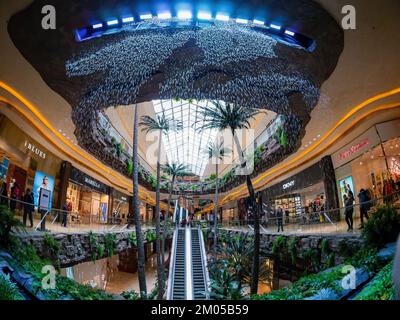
[1,194,155,234]
[207,190,400,235]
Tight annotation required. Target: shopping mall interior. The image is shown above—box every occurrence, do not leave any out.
[0,0,400,305]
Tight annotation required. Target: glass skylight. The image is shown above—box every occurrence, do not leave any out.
[153,99,218,176]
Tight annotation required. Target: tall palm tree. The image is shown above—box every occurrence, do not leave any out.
[139,114,182,299]
[205,140,230,251]
[197,101,262,295]
[131,104,147,298]
[160,162,190,264]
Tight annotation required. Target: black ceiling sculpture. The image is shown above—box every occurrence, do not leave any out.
[8,0,344,192]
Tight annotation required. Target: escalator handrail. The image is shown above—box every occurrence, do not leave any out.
[166,228,178,300]
[198,227,210,299]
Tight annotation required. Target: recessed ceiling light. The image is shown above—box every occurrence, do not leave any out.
[270,24,281,30]
[106,19,119,26]
[122,17,134,23]
[140,14,152,20]
[284,30,295,36]
[177,11,192,19]
[216,14,230,21]
[92,23,103,29]
[253,19,265,25]
[236,18,248,24]
[158,12,171,19]
[197,11,211,20]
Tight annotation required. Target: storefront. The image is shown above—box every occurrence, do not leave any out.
[66,167,111,225]
[0,115,62,211]
[332,119,400,207]
[110,189,130,224]
[261,156,339,218]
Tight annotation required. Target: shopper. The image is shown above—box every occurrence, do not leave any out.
[357,188,370,229]
[23,188,34,227]
[61,197,72,227]
[0,182,8,207]
[10,182,20,213]
[343,194,354,232]
[276,206,284,232]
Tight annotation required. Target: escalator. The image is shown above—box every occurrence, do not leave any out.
[167,224,209,300]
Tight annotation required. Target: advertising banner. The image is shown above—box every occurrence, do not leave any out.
[33,171,55,209]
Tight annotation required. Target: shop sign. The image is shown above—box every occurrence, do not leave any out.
[282,180,295,190]
[70,167,110,194]
[84,176,101,189]
[24,141,46,159]
[339,138,370,160]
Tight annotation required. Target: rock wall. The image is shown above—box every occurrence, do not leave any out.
[17,230,157,268]
[221,229,363,265]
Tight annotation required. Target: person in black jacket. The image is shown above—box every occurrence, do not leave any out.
[344,193,354,232]
[23,188,34,227]
[357,188,370,229]
[0,182,8,207]
[276,206,284,232]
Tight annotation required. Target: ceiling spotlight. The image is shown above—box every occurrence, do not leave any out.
[216,14,230,21]
[197,11,212,20]
[253,19,265,25]
[92,23,103,29]
[158,12,171,19]
[270,23,281,30]
[122,17,134,23]
[106,19,119,26]
[177,10,192,19]
[236,18,248,24]
[140,13,153,20]
[284,29,295,36]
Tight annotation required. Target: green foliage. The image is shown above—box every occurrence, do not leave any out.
[88,231,99,263]
[251,266,344,300]
[301,248,320,273]
[126,159,133,176]
[274,126,289,148]
[208,265,244,300]
[209,232,270,295]
[121,290,140,300]
[0,273,25,300]
[97,244,105,259]
[254,144,265,163]
[272,235,286,255]
[115,143,123,157]
[146,230,156,242]
[348,246,380,273]
[338,241,360,258]
[128,232,137,247]
[288,237,297,265]
[104,233,117,257]
[43,234,60,255]
[354,262,395,300]
[362,205,400,248]
[6,241,114,300]
[0,205,24,247]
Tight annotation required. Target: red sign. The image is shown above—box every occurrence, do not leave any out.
[339,138,370,160]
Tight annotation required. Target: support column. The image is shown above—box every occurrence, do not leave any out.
[108,188,114,224]
[56,161,72,209]
[319,156,340,219]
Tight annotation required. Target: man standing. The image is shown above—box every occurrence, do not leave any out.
[357,188,369,229]
[61,197,72,227]
[23,188,34,227]
[277,206,284,232]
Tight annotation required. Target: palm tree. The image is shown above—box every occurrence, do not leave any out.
[160,162,190,264]
[205,140,230,251]
[131,104,147,298]
[139,114,182,299]
[197,101,262,295]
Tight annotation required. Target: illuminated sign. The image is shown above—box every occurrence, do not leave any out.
[84,177,101,189]
[282,180,295,190]
[24,141,46,159]
[339,138,369,160]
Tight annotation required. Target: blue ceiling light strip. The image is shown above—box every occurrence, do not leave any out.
[73,10,315,52]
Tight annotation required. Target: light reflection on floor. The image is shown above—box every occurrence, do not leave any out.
[61,252,159,294]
